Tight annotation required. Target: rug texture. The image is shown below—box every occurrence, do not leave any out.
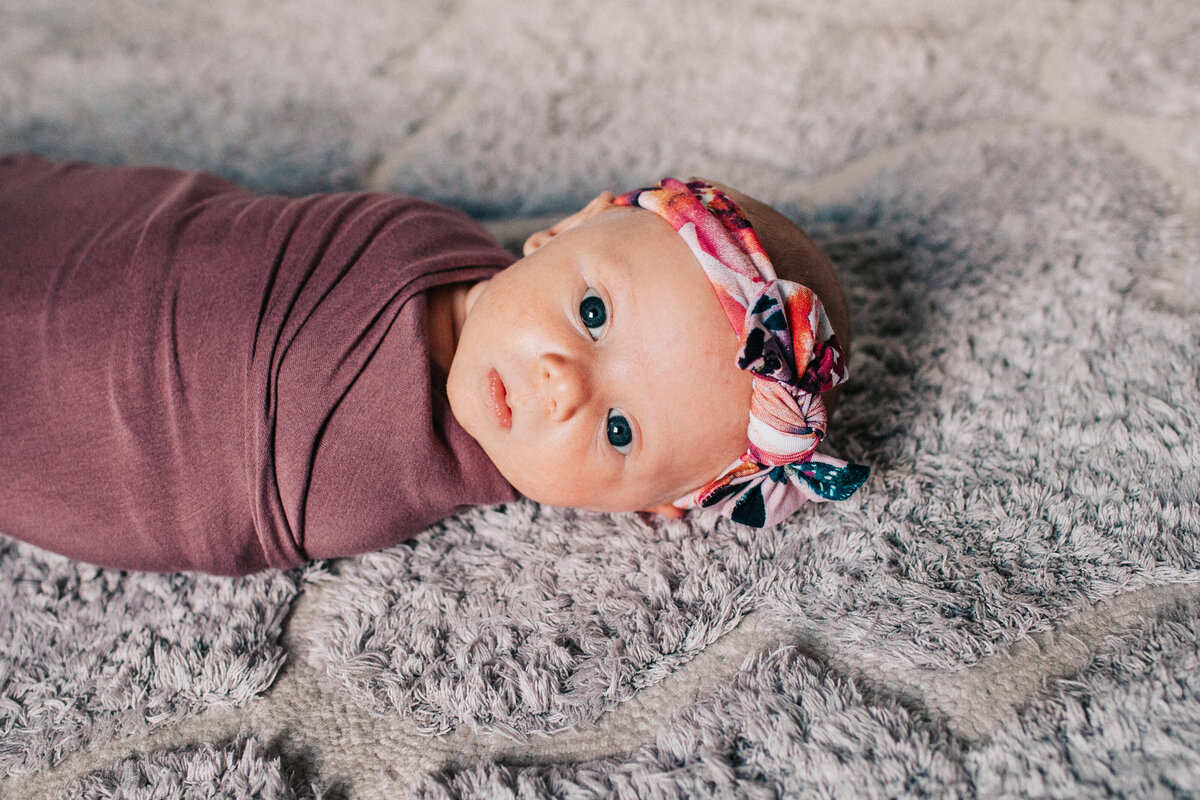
[55,739,322,800]
[2,0,1199,798]
[0,538,316,778]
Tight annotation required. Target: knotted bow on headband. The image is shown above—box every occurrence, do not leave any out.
[614,178,868,527]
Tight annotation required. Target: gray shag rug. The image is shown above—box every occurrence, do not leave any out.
[0,538,316,778]
[56,739,322,800]
[2,0,1199,798]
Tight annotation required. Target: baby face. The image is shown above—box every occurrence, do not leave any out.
[446,203,753,512]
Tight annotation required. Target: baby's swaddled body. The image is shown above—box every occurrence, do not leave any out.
[0,154,516,575]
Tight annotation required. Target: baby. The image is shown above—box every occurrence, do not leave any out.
[0,154,866,575]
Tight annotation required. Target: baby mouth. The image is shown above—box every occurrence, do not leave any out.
[487,368,512,430]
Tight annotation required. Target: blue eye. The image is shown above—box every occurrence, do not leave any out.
[606,409,633,454]
[579,289,607,340]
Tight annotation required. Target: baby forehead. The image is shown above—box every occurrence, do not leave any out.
[604,246,731,344]
[617,341,752,490]
[605,287,750,418]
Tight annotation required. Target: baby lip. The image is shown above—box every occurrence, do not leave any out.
[487,368,512,430]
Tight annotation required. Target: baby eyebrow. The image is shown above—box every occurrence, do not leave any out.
[606,260,631,308]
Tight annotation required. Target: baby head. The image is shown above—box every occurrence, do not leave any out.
[446,179,867,526]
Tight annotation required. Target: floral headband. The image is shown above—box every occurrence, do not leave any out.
[614,178,869,527]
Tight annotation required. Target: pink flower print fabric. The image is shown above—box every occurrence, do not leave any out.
[614,178,868,527]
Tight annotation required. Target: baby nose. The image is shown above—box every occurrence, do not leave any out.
[538,353,589,421]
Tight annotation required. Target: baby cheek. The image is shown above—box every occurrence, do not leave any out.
[498,438,601,507]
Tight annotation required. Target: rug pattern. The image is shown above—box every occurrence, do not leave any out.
[0,538,315,777]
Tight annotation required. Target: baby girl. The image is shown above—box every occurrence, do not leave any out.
[0,154,866,575]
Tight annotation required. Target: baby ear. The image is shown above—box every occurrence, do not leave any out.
[640,503,686,519]
[522,191,616,255]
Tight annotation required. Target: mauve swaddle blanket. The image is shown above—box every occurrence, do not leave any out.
[0,154,516,575]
